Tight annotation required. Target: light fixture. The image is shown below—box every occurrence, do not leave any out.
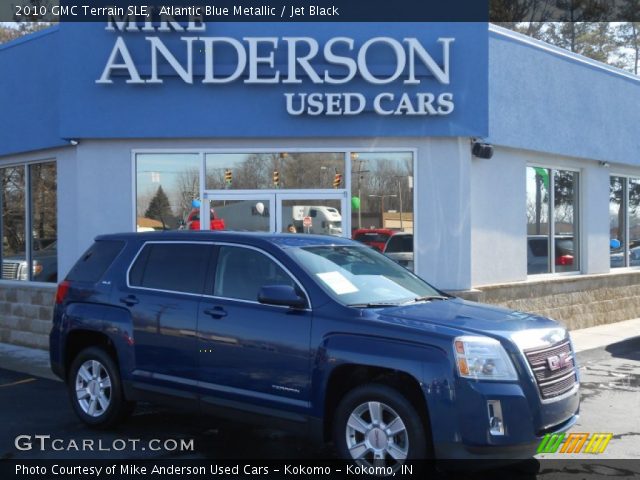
[69,139,79,146]
[599,161,610,168]
[471,140,493,159]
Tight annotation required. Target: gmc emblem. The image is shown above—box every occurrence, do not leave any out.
[547,352,570,371]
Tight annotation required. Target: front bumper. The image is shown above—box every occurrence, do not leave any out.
[429,379,580,460]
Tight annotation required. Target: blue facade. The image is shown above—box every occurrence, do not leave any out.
[489,26,640,165]
[0,22,488,157]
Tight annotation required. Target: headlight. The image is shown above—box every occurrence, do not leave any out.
[453,336,517,381]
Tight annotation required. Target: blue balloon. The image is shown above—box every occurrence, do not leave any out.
[192,199,201,208]
[610,238,621,249]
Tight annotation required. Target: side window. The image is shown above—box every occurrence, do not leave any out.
[130,243,210,294]
[67,240,125,283]
[214,246,295,302]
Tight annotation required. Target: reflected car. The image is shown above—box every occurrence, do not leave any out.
[352,228,398,252]
[610,246,640,268]
[383,232,414,271]
[51,232,579,465]
[184,208,225,230]
[527,235,575,274]
[1,241,57,282]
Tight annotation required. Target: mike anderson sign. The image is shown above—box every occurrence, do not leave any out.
[96,17,455,116]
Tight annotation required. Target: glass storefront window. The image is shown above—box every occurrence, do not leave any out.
[1,166,26,280]
[205,152,345,190]
[30,162,57,282]
[349,152,414,270]
[610,176,625,268]
[526,166,579,275]
[136,154,200,231]
[611,176,640,269]
[1,161,57,283]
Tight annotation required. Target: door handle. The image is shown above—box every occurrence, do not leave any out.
[119,295,139,306]
[203,306,227,319]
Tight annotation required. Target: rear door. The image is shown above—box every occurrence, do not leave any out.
[120,241,213,397]
[197,244,313,417]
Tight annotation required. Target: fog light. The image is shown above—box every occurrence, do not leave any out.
[487,400,504,436]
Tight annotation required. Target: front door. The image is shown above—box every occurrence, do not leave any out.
[196,244,312,417]
[201,192,347,236]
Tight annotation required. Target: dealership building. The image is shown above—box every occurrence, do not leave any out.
[1,20,640,349]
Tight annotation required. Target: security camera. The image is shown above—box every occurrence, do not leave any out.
[472,141,493,159]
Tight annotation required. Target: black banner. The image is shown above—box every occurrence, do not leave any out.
[3,459,640,480]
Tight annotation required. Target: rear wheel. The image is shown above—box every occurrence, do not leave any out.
[333,384,428,468]
[67,347,135,428]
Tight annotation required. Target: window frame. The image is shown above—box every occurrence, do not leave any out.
[127,241,216,297]
[526,164,581,277]
[207,242,311,310]
[609,175,640,270]
[0,158,57,284]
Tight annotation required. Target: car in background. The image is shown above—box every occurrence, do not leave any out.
[1,241,57,282]
[383,232,414,271]
[352,228,398,252]
[184,208,225,230]
[527,235,575,274]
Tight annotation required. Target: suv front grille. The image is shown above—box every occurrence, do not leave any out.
[2,262,19,280]
[524,339,577,400]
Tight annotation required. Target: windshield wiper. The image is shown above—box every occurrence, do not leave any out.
[347,302,402,308]
[408,295,450,303]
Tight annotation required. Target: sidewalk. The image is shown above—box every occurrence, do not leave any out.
[0,318,639,382]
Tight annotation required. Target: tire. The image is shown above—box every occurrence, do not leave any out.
[67,346,135,429]
[333,383,428,468]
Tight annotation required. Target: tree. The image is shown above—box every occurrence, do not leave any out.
[144,186,173,229]
[618,22,640,74]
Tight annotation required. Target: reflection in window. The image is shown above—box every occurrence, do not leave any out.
[610,177,625,268]
[1,166,26,280]
[205,153,345,190]
[349,152,414,270]
[612,177,640,268]
[1,161,57,283]
[526,167,579,274]
[349,152,413,232]
[30,162,57,282]
[136,154,200,231]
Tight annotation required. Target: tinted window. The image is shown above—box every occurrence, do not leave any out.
[131,243,210,294]
[67,240,125,283]
[214,246,295,302]
[385,235,413,253]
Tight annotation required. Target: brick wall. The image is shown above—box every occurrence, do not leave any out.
[453,270,640,331]
[0,283,56,349]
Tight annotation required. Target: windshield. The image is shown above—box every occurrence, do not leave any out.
[287,245,442,306]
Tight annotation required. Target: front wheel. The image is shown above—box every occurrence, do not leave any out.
[67,347,134,428]
[333,384,428,468]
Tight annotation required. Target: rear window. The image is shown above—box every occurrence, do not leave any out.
[385,235,413,253]
[66,240,125,283]
[129,243,210,294]
[355,232,391,243]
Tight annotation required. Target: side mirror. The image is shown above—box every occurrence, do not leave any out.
[258,285,307,309]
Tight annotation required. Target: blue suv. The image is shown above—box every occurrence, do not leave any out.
[50,232,579,466]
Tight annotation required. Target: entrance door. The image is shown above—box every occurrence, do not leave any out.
[202,194,275,232]
[201,192,347,236]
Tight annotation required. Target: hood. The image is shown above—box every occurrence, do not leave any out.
[376,298,563,340]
